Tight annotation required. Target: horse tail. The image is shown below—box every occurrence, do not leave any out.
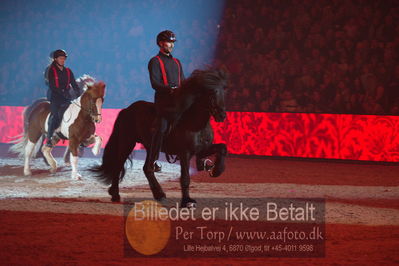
[23,98,48,133]
[8,134,28,158]
[9,98,48,158]
[92,108,136,185]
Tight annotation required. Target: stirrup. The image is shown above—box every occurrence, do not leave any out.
[203,159,214,172]
[45,139,53,148]
[154,161,162,172]
[144,161,161,173]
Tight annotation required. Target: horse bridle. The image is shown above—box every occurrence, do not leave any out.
[72,98,103,118]
[208,92,224,116]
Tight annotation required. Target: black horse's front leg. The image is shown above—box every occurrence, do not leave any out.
[196,143,227,177]
[143,152,166,201]
[180,152,196,208]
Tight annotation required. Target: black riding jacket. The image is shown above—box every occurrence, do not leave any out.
[148,51,185,104]
[48,62,80,103]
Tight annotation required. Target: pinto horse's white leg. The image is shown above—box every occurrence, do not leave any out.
[42,145,57,174]
[63,146,71,166]
[24,140,36,176]
[92,135,102,156]
[70,154,82,180]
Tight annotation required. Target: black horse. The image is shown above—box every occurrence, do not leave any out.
[92,69,228,207]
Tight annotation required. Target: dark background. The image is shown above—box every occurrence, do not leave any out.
[1,0,398,115]
[215,0,399,115]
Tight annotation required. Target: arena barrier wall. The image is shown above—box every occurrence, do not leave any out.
[1,106,398,162]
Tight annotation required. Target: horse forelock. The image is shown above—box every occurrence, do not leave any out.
[77,74,96,92]
[205,69,227,87]
[171,68,227,121]
[86,81,106,99]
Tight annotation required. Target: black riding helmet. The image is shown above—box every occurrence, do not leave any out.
[52,49,68,59]
[156,30,176,46]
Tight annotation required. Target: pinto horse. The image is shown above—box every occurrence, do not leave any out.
[37,74,97,165]
[10,81,106,179]
[92,69,227,207]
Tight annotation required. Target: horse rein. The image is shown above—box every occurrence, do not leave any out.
[72,99,102,118]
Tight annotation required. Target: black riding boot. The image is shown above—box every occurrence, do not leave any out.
[145,128,164,172]
[46,102,66,147]
[146,115,169,172]
[46,114,56,147]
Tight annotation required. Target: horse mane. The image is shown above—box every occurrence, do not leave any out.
[76,74,96,92]
[172,68,227,117]
[178,68,228,95]
[84,81,106,99]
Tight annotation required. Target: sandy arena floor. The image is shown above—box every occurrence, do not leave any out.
[0,145,398,265]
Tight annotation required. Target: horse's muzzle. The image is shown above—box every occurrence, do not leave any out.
[213,111,226,122]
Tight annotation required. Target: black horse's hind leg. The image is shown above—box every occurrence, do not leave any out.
[196,143,227,177]
[108,176,120,202]
[109,141,137,202]
[180,152,196,208]
[143,151,166,201]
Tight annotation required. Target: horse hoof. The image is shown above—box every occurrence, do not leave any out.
[24,171,32,176]
[209,168,219,177]
[92,145,101,156]
[154,162,162,173]
[108,187,120,202]
[186,202,197,208]
[181,198,197,208]
[50,168,57,174]
[156,197,167,204]
[111,195,121,202]
[154,192,166,202]
[92,148,100,156]
[72,173,82,180]
[65,162,71,167]
[210,164,225,178]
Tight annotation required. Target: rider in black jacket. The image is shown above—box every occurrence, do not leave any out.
[45,49,80,147]
[146,30,185,172]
